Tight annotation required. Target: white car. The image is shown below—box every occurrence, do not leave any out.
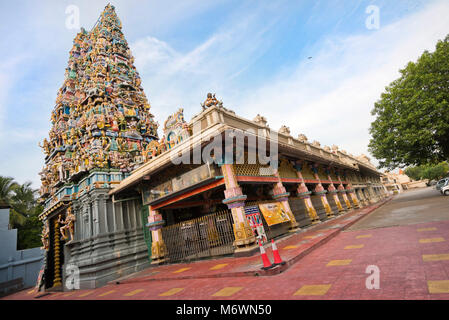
[441,182,449,196]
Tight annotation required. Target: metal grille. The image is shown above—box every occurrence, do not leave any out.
[161,210,235,263]
[234,163,275,176]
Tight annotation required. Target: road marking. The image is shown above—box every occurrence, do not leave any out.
[63,292,76,297]
[419,238,445,244]
[326,259,352,266]
[422,254,449,262]
[303,236,315,239]
[173,267,191,273]
[159,288,184,296]
[210,263,228,270]
[294,284,332,296]
[417,227,437,232]
[27,289,35,294]
[344,244,364,249]
[428,280,449,294]
[283,245,299,250]
[98,290,116,297]
[212,287,243,297]
[78,291,94,297]
[356,234,372,239]
[124,289,144,297]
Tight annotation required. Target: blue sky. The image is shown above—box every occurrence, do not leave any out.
[1,0,448,188]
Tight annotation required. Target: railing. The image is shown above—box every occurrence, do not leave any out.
[161,209,235,263]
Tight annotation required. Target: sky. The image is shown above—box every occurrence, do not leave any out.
[0,0,448,189]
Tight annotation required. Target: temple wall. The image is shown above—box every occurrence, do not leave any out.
[64,190,149,289]
[0,207,44,296]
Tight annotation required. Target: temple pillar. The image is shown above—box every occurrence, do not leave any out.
[147,207,166,264]
[220,164,257,253]
[311,163,334,218]
[336,172,352,210]
[368,186,379,203]
[293,162,320,224]
[325,167,345,214]
[354,189,364,206]
[272,168,299,232]
[346,184,360,209]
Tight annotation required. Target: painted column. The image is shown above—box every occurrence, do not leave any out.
[311,163,334,218]
[325,167,344,214]
[53,218,62,288]
[336,171,352,210]
[346,183,360,209]
[220,164,257,252]
[147,207,166,264]
[368,186,379,203]
[272,167,299,232]
[293,162,320,224]
[355,188,365,206]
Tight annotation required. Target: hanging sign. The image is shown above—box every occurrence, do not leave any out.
[244,206,267,242]
[258,202,291,226]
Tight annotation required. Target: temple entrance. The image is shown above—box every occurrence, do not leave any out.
[44,214,65,290]
[161,209,234,263]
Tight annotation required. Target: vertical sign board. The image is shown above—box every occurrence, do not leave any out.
[244,206,268,243]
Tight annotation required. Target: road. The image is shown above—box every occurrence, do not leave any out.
[4,187,449,300]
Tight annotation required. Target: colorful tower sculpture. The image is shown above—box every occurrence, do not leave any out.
[38,4,158,290]
[39,4,158,194]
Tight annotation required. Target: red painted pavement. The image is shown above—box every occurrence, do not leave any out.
[6,197,449,300]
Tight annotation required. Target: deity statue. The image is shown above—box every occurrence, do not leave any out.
[201,93,222,109]
[58,207,76,243]
[41,222,50,250]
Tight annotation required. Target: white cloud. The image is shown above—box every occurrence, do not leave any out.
[130,6,283,134]
[234,0,449,165]
[129,0,449,169]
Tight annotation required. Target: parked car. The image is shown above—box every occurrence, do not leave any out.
[436,178,449,191]
[441,183,449,196]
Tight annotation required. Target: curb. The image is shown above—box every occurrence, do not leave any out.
[113,197,392,285]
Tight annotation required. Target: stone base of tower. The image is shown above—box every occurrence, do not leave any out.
[51,188,152,290]
[65,229,150,289]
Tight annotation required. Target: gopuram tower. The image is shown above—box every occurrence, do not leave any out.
[38,4,158,290]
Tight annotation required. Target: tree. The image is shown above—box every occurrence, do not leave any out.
[0,175,43,249]
[369,35,449,170]
[404,166,425,181]
[0,176,18,204]
[423,162,449,181]
[404,161,449,182]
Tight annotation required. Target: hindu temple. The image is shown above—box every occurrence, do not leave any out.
[38,4,388,291]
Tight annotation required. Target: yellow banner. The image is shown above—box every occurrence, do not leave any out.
[258,202,291,226]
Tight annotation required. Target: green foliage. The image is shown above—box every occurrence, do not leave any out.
[1,175,43,249]
[369,35,449,169]
[16,205,43,250]
[0,176,18,205]
[404,162,449,181]
[404,166,425,181]
[423,162,449,181]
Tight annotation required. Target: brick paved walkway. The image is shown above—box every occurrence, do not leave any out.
[5,195,449,300]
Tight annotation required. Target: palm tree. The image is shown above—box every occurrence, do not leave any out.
[10,181,38,227]
[0,176,18,204]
